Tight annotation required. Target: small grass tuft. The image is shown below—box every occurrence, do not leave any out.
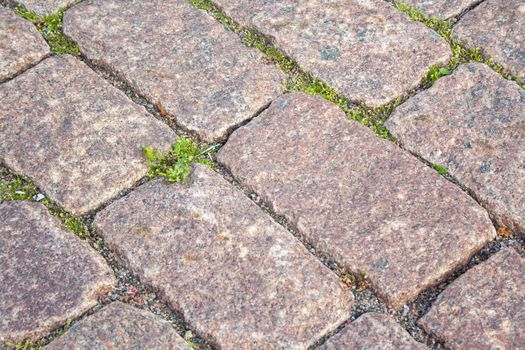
[143,138,216,183]
[431,163,449,175]
[16,5,80,55]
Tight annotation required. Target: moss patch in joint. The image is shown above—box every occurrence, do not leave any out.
[143,138,216,183]
[15,5,80,55]
[0,175,88,238]
[431,163,449,176]
[395,2,524,89]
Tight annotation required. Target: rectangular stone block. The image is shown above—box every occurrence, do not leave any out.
[453,0,525,80]
[47,302,190,350]
[0,55,176,215]
[218,92,496,308]
[0,7,49,82]
[419,248,525,350]
[94,165,352,349]
[320,313,426,349]
[213,0,452,107]
[0,201,115,344]
[63,0,284,142]
[386,63,525,236]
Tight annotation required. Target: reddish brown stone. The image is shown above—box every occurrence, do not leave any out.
[0,7,49,82]
[94,165,352,349]
[212,0,451,107]
[419,248,525,350]
[47,302,190,350]
[386,63,525,236]
[11,0,78,17]
[218,93,496,308]
[453,0,525,80]
[0,55,175,215]
[63,0,283,143]
[320,313,427,350]
[400,0,480,19]
[0,201,115,344]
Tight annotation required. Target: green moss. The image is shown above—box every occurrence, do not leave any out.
[143,138,216,183]
[431,163,449,175]
[3,339,43,350]
[395,2,524,89]
[16,5,80,55]
[0,176,88,238]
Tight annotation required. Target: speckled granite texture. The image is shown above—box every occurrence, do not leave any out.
[218,93,496,308]
[63,0,284,142]
[0,201,115,344]
[46,302,190,350]
[453,0,525,80]
[94,165,352,349]
[0,7,49,82]
[212,0,451,107]
[419,248,525,350]
[0,55,175,215]
[320,313,427,349]
[387,63,525,236]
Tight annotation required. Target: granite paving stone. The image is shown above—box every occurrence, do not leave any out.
[63,0,284,143]
[94,165,352,349]
[419,248,525,350]
[386,63,525,236]
[399,0,480,19]
[0,7,49,83]
[453,0,525,81]
[212,0,452,107]
[218,92,496,308]
[46,302,190,350]
[10,0,78,17]
[320,313,427,350]
[0,201,115,344]
[0,55,176,216]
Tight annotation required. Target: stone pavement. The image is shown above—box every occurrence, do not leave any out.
[0,0,523,349]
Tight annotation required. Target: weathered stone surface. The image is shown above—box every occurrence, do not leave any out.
[63,0,283,143]
[419,248,525,349]
[0,201,115,344]
[386,63,525,236]
[11,0,77,17]
[453,0,525,80]
[212,0,451,107]
[46,302,190,350]
[0,7,49,82]
[218,93,496,308]
[94,165,352,349]
[320,313,426,350]
[400,0,480,19]
[0,55,175,215]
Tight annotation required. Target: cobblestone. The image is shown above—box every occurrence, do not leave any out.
[213,0,451,107]
[0,201,115,344]
[94,165,352,349]
[320,313,427,349]
[0,7,49,82]
[63,0,283,142]
[218,93,495,308]
[419,248,525,349]
[453,0,525,81]
[0,55,175,215]
[46,302,190,350]
[387,63,525,236]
